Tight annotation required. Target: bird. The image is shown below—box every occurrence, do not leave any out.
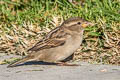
[7,17,94,67]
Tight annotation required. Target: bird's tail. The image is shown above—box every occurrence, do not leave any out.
[7,56,34,68]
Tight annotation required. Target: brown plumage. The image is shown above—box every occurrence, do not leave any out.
[7,17,94,67]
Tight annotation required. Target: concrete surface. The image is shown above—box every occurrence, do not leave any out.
[0,54,120,80]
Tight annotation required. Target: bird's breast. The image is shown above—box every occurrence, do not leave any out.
[64,35,83,53]
[54,35,83,61]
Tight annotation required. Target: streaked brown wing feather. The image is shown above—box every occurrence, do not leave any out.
[27,27,67,52]
[27,38,65,51]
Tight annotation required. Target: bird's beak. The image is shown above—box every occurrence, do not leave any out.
[81,22,95,28]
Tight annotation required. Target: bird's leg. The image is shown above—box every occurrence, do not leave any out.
[56,62,79,66]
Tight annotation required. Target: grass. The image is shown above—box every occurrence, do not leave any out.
[0,0,120,65]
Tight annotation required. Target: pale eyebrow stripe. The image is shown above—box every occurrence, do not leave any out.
[64,21,77,27]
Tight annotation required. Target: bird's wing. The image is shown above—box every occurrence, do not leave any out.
[27,38,66,51]
[27,27,68,52]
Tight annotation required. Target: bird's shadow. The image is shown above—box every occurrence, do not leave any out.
[16,61,57,67]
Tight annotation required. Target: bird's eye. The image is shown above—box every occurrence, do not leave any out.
[77,22,81,25]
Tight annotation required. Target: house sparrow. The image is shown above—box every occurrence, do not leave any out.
[7,17,94,67]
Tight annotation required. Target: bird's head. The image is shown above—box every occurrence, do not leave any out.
[62,17,94,33]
